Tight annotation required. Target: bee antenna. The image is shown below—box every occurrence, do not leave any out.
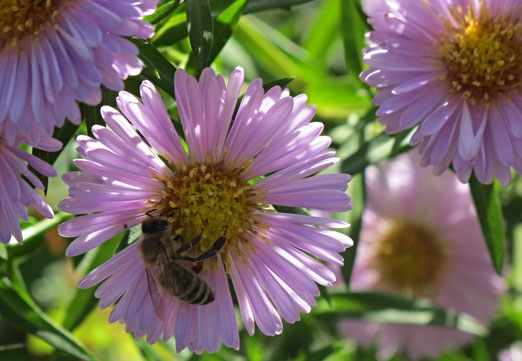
[145,209,157,217]
[159,207,179,218]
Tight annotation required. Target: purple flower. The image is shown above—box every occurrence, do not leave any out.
[499,343,522,361]
[361,0,522,186]
[0,0,157,142]
[0,126,58,244]
[58,67,353,352]
[339,151,504,360]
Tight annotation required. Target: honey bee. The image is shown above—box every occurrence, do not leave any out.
[139,217,227,319]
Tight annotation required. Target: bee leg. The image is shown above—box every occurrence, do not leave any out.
[177,234,202,254]
[178,236,226,262]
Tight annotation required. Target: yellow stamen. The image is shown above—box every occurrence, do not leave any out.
[437,3,521,104]
[0,0,72,51]
[155,161,264,271]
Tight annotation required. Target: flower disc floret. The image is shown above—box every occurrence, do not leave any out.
[439,4,522,103]
[0,0,68,51]
[157,160,262,266]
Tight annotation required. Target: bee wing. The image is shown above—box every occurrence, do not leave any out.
[145,267,167,320]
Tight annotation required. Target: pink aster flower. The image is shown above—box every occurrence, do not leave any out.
[361,0,522,186]
[499,343,522,361]
[0,0,157,142]
[58,67,353,352]
[339,151,504,360]
[0,126,58,244]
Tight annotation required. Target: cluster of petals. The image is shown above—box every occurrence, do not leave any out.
[340,152,504,360]
[58,67,353,353]
[360,0,522,186]
[0,127,58,244]
[0,0,157,143]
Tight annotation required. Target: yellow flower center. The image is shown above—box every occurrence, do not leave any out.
[0,0,69,51]
[371,221,447,296]
[438,3,521,104]
[154,160,263,270]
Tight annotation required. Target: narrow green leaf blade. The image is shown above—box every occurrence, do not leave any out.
[136,339,163,361]
[341,0,366,81]
[341,172,366,287]
[244,0,315,13]
[469,177,505,274]
[211,0,315,14]
[317,291,487,336]
[340,128,412,175]
[153,0,317,46]
[301,0,340,62]
[133,39,177,95]
[151,12,188,46]
[186,0,214,69]
[0,279,94,360]
[144,0,182,25]
[262,77,295,91]
[208,0,247,64]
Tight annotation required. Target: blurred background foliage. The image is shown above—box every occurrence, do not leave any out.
[1,0,521,360]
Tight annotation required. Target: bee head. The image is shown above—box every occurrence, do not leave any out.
[142,217,170,234]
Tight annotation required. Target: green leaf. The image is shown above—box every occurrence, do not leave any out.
[316,291,487,336]
[262,77,295,91]
[82,87,118,137]
[244,0,315,13]
[0,244,6,261]
[341,0,366,82]
[301,0,341,62]
[133,39,178,95]
[186,0,214,69]
[469,178,505,274]
[338,116,368,287]
[273,205,310,216]
[339,129,412,175]
[234,16,325,86]
[211,0,316,14]
[61,234,124,332]
[7,212,73,259]
[318,284,332,306]
[153,0,317,47]
[151,12,188,46]
[144,0,182,25]
[0,278,94,360]
[136,339,163,361]
[207,0,247,64]
[82,103,100,138]
[340,172,366,287]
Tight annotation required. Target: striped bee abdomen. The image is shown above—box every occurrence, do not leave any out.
[159,262,215,305]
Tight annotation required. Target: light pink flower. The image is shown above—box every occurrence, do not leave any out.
[340,151,504,360]
[0,0,157,142]
[0,126,58,244]
[58,67,353,353]
[361,0,522,186]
